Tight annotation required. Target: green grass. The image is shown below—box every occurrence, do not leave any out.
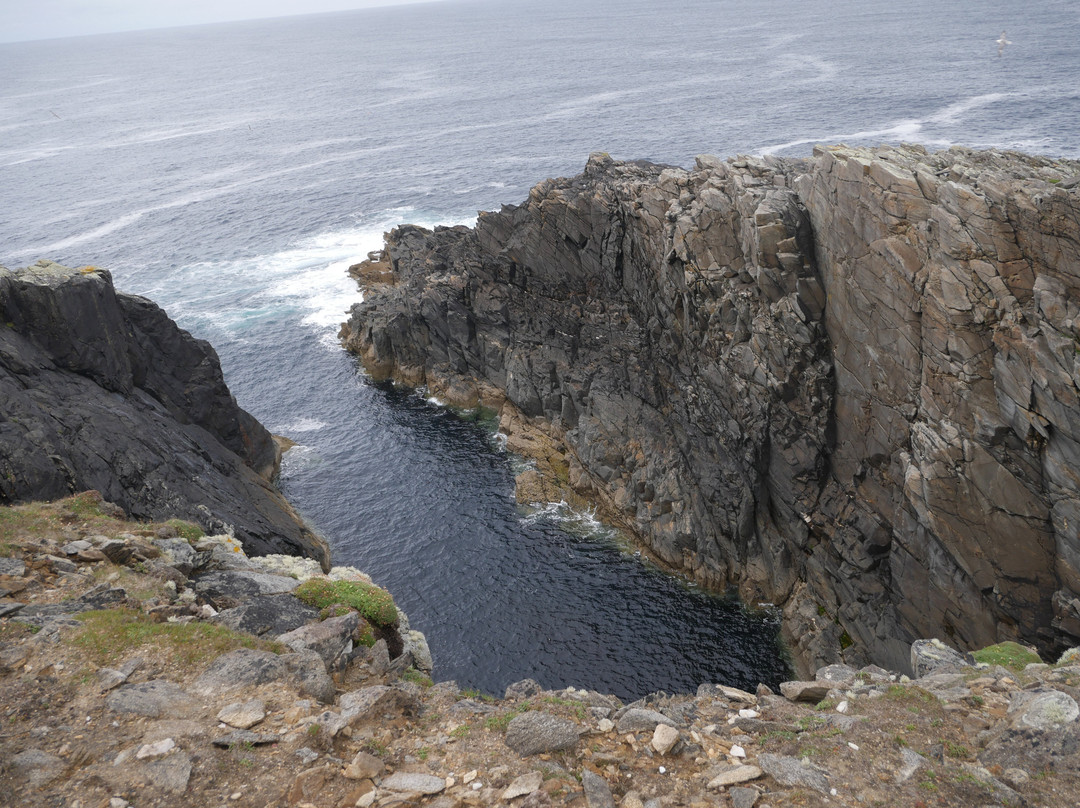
[294,578,398,626]
[73,608,281,668]
[971,641,1042,671]
[401,668,433,688]
[484,703,531,732]
[164,518,204,541]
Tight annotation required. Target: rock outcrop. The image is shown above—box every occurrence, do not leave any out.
[0,261,328,566]
[341,145,1080,675]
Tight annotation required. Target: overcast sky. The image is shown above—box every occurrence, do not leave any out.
[1,0,439,43]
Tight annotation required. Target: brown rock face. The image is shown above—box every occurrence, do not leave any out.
[341,146,1080,675]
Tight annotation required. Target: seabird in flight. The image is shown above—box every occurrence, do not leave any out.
[997,31,1011,56]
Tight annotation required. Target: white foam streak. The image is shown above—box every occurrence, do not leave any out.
[754,92,1011,156]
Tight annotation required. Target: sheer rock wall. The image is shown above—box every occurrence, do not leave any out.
[342,146,1080,674]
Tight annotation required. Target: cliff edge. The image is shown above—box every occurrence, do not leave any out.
[0,261,329,568]
[342,144,1080,676]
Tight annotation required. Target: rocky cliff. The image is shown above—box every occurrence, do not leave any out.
[341,145,1080,676]
[0,261,328,567]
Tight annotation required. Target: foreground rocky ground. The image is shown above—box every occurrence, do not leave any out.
[3,493,1080,808]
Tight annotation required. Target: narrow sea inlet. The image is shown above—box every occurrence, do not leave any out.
[3,0,1074,699]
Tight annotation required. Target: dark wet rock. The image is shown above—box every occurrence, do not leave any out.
[0,261,328,568]
[505,712,581,755]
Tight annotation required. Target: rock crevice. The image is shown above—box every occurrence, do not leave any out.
[342,145,1080,674]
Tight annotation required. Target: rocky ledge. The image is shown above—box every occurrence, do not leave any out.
[3,494,1080,807]
[0,261,328,566]
[342,145,1080,677]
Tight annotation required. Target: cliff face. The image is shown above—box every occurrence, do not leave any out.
[0,261,329,568]
[342,146,1080,675]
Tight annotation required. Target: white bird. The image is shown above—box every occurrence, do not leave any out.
[997,30,1012,57]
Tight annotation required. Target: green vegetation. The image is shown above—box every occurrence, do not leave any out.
[971,641,1043,671]
[73,608,281,668]
[945,741,969,759]
[294,577,398,626]
[401,668,433,688]
[460,688,496,703]
[164,518,204,541]
[483,702,531,732]
[814,699,837,712]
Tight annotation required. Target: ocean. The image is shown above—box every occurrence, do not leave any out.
[2,0,1077,699]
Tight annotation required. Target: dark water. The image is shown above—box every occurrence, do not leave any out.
[2,0,1077,699]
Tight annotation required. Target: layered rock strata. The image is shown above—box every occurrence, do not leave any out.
[0,261,328,567]
[341,145,1080,675]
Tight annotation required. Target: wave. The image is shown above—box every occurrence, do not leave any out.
[754,92,1014,156]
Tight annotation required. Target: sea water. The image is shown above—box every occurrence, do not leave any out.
[2,0,1077,699]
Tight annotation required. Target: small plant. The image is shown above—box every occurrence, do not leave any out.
[895,735,908,747]
[450,725,470,739]
[484,704,530,732]
[815,699,837,712]
[364,738,388,756]
[417,747,429,761]
[461,688,496,703]
[164,518,205,541]
[971,641,1043,671]
[945,741,969,759]
[401,668,433,688]
[294,578,398,626]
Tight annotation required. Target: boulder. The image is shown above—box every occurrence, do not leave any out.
[505,712,581,756]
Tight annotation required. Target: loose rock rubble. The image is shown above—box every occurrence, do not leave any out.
[4,494,1080,807]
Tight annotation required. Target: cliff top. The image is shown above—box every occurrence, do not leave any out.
[3,492,1080,808]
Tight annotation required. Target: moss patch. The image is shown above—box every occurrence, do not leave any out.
[73,608,281,669]
[972,641,1043,671]
[294,578,398,626]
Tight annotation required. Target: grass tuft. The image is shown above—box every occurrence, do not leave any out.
[294,577,398,626]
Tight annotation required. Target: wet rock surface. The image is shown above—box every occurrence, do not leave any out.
[343,146,1080,675]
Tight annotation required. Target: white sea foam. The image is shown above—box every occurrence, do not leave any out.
[276,417,328,433]
[755,92,1011,156]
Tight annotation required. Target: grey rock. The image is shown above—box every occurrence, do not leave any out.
[503,771,543,799]
[505,712,581,755]
[344,750,385,780]
[0,600,25,618]
[758,753,830,794]
[211,730,279,748]
[778,681,831,703]
[11,748,65,788]
[194,569,300,602]
[153,538,198,575]
[651,723,680,755]
[697,683,758,704]
[911,639,971,678]
[380,771,447,795]
[369,638,390,675]
[214,592,319,637]
[18,583,126,617]
[139,750,192,793]
[282,649,336,704]
[506,678,544,700]
[729,786,759,808]
[0,557,26,577]
[581,769,615,808]
[194,648,289,692]
[343,146,1080,674]
[0,262,327,567]
[815,663,858,687]
[105,680,199,718]
[278,611,358,667]
[1009,688,1080,730]
[615,707,678,733]
[894,747,925,784]
[707,764,763,788]
[217,699,266,729]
